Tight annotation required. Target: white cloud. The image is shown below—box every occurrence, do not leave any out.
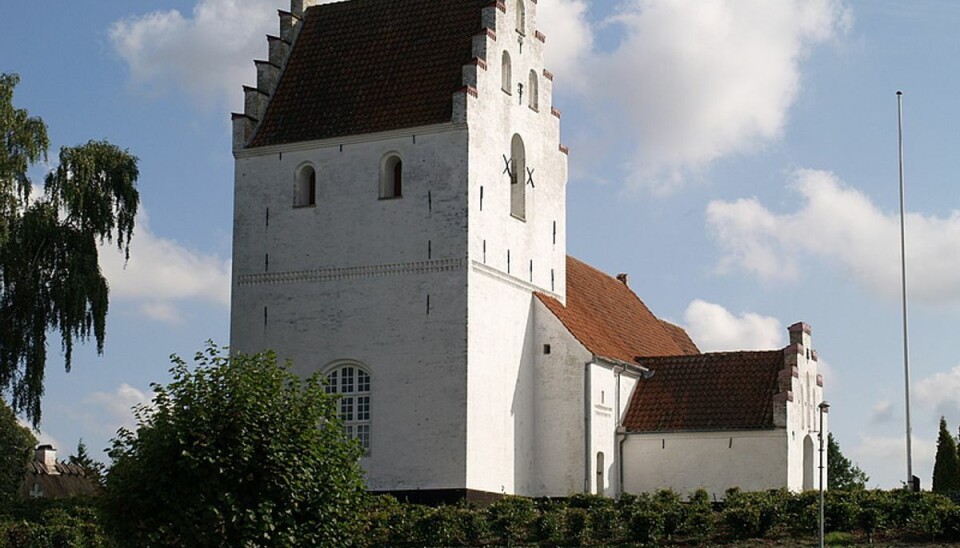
[537,0,593,84]
[849,433,935,488]
[548,0,850,193]
[707,169,960,303]
[870,400,895,424]
[82,384,153,434]
[916,366,960,416]
[17,419,61,451]
[99,212,231,324]
[682,299,784,352]
[109,0,282,108]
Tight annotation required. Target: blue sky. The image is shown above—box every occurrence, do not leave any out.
[2,0,959,489]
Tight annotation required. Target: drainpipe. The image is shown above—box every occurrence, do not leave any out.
[614,365,623,497]
[584,360,592,493]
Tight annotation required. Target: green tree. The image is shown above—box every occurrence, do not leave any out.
[932,417,960,494]
[102,343,368,547]
[827,432,868,490]
[0,73,139,425]
[67,439,105,488]
[0,400,36,509]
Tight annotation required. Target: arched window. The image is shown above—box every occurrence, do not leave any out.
[325,363,371,451]
[295,164,316,207]
[501,51,512,94]
[528,70,538,110]
[379,154,402,198]
[510,134,526,220]
[516,0,526,35]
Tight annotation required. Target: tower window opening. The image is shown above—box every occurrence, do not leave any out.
[380,154,403,199]
[294,164,317,207]
[510,134,526,220]
[516,0,526,35]
[501,51,512,94]
[528,70,539,110]
[325,364,372,452]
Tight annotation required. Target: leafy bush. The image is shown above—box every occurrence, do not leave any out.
[681,489,715,541]
[102,345,368,547]
[487,496,537,545]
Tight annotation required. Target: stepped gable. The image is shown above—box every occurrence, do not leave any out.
[250,0,489,148]
[624,350,784,432]
[536,257,699,364]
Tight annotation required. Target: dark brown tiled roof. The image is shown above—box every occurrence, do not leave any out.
[536,257,699,364]
[623,351,784,432]
[250,0,489,147]
[20,461,100,498]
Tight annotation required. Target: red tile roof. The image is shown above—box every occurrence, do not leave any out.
[660,319,700,355]
[250,0,489,147]
[623,351,785,432]
[536,257,699,363]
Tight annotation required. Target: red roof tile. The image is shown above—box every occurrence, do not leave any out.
[623,351,785,432]
[250,0,489,147]
[536,257,699,363]
[660,319,700,355]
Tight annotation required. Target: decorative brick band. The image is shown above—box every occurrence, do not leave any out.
[559,144,569,155]
[477,28,496,41]
[495,1,506,12]
[238,258,465,286]
[783,343,803,355]
[535,31,546,43]
[459,86,479,98]
[816,374,824,387]
[811,349,818,362]
[788,321,812,334]
[551,107,562,118]
[773,391,794,402]
[470,57,488,70]
[778,366,799,380]
[542,69,554,81]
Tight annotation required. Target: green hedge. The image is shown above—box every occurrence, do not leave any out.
[5,489,960,546]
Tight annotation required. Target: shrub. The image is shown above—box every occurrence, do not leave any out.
[487,496,537,545]
[562,507,589,546]
[723,505,761,540]
[586,503,623,544]
[102,345,368,547]
[629,507,664,544]
[681,489,715,541]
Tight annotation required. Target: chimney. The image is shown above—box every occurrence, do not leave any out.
[35,445,58,475]
[616,273,629,286]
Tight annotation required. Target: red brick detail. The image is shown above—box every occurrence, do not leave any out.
[542,69,554,81]
[480,27,497,41]
[459,86,479,98]
[784,343,803,356]
[558,144,569,155]
[788,322,812,335]
[551,107,561,118]
[470,57,488,70]
[811,349,818,362]
[773,391,794,403]
[535,31,546,43]
[816,374,824,387]
[778,366,799,380]
[495,1,506,12]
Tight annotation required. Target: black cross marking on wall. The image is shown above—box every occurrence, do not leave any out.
[526,167,535,188]
[502,154,514,181]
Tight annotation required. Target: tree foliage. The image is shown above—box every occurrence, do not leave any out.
[828,432,868,491]
[932,417,960,494]
[0,399,36,510]
[102,344,368,547]
[68,439,105,488]
[0,73,138,425]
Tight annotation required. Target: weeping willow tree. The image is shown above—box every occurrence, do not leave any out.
[0,73,139,426]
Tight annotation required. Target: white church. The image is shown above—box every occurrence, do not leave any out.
[229,0,827,503]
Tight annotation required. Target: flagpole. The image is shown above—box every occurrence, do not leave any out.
[897,90,914,489]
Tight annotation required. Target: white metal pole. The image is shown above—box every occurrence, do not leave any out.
[819,404,826,548]
[897,91,914,489]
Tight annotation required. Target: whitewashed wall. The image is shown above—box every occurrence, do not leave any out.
[231,126,473,492]
[783,324,828,491]
[622,430,788,500]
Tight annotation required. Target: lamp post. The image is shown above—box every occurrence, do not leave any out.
[819,401,830,548]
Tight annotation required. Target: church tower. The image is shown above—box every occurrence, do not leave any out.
[230,0,567,500]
